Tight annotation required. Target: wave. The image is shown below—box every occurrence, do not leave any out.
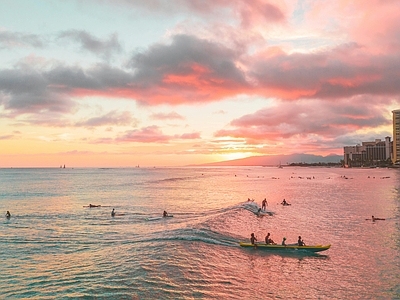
[142,227,238,247]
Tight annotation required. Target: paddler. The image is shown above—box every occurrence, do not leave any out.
[265,232,276,245]
[250,233,257,247]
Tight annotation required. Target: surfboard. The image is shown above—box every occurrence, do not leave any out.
[112,213,125,217]
[146,215,174,221]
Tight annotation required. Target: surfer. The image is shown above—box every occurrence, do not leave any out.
[111,209,115,217]
[261,198,268,210]
[5,211,11,218]
[281,199,290,206]
[371,215,385,221]
[298,236,305,246]
[163,210,168,217]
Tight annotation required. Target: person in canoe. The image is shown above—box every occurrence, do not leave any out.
[5,211,11,219]
[250,233,258,247]
[261,198,268,210]
[265,232,276,245]
[111,208,115,217]
[281,237,287,246]
[298,236,305,246]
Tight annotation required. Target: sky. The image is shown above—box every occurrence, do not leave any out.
[1,0,400,167]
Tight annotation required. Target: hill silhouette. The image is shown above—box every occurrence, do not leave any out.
[197,153,342,166]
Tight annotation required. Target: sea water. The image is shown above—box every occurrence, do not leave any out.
[1,167,399,299]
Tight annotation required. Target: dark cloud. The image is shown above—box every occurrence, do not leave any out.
[127,34,249,103]
[58,30,122,59]
[2,33,400,120]
[129,34,245,84]
[0,31,44,49]
[249,43,400,100]
[0,68,76,115]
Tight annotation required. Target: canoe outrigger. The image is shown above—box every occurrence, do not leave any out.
[239,242,331,253]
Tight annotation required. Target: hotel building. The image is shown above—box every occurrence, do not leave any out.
[343,137,392,167]
[392,109,400,163]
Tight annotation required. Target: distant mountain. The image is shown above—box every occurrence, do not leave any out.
[197,153,342,167]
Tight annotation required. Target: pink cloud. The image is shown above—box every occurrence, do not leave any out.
[75,111,136,127]
[213,97,391,154]
[303,0,400,53]
[113,126,201,143]
[177,132,201,139]
[116,126,170,143]
[0,134,14,140]
[98,0,286,27]
[150,111,185,120]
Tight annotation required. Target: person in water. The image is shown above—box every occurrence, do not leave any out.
[281,199,288,205]
[163,210,168,217]
[250,233,257,246]
[281,237,287,246]
[371,215,385,221]
[297,236,305,246]
[89,204,100,208]
[261,198,268,210]
[265,233,276,245]
[111,209,115,217]
[5,211,11,218]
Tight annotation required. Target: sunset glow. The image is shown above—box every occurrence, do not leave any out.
[1,0,399,167]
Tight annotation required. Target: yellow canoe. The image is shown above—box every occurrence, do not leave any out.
[239,242,331,252]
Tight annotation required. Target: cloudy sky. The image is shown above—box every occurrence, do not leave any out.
[1,0,399,167]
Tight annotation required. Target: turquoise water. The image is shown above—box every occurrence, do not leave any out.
[1,167,399,299]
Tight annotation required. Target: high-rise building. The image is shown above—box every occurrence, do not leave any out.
[392,109,400,163]
[343,137,392,167]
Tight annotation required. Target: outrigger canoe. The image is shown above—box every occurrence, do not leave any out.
[239,242,331,253]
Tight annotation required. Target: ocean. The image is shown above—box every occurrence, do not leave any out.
[1,167,399,299]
